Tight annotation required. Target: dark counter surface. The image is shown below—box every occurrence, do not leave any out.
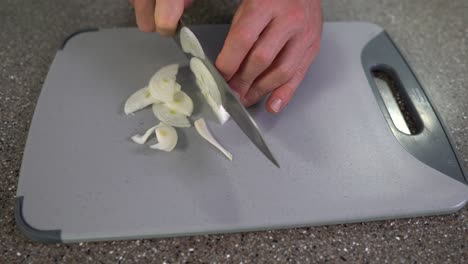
[1,0,467,263]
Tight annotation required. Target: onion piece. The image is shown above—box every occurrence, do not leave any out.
[194,118,232,161]
[152,103,191,128]
[165,91,194,116]
[149,64,178,84]
[174,82,182,92]
[190,57,230,124]
[204,93,230,124]
[149,64,179,102]
[124,86,159,115]
[131,125,157,144]
[150,78,178,102]
[150,123,178,152]
[180,27,205,59]
[190,57,221,103]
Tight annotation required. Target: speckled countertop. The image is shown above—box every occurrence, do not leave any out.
[1,0,467,263]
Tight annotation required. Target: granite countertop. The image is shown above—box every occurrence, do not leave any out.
[1,0,467,263]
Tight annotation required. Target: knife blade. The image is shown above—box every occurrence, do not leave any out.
[173,21,280,168]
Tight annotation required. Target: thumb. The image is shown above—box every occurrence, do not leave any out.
[154,0,188,36]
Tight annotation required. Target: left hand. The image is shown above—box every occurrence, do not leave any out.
[215,0,323,113]
[130,0,193,36]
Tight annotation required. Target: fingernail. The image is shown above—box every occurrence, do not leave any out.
[271,99,282,112]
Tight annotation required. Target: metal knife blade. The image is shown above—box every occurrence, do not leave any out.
[172,21,280,167]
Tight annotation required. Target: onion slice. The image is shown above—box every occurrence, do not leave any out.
[165,91,194,116]
[190,57,230,124]
[190,57,221,103]
[149,64,179,102]
[180,27,205,59]
[194,118,232,161]
[149,64,178,84]
[131,125,157,144]
[152,103,191,128]
[204,93,230,124]
[149,123,178,152]
[174,82,182,92]
[124,86,159,115]
[150,78,178,102]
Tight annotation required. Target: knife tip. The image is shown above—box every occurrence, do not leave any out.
[269,156,281,168]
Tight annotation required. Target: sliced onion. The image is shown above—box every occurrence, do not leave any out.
[194,118,232,161]
[149,64,178,84]
[203,93,231,124]
[131,125,157,144]
[174,82,182,92]
[124,86,159,115]
[150,123,178,152]
[190,57,221,103]
[149,77,178,102]
[190,57,230,124]
[149,64,179,102]
[152,103,191,128]
[180,27,205,59]
[165,91,194,116]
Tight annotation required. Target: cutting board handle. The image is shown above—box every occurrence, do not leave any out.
[361,31,466,184]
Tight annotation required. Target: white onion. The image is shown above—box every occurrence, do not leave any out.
[149,77,178,102]
[165,91,194,116]
[149,64,179,102]
[149,123,178,152]
[194,118,232,161]
[152,103,191,128]
[124,86,159,115]
[190,58,221,103]
[174,82,182,92]
[180,27,205,59]
[190,57,230,124]
[131,125,157,144]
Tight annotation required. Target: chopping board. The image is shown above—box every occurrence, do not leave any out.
[16,22,468,243]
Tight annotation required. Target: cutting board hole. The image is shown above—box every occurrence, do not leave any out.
[371,66,422,135]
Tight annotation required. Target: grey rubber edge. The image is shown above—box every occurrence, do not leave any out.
[361,31,466,184]
[60,28,99,50]
[389,35,468,183]
[15,196,62,243]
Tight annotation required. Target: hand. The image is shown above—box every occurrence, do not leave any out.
[130,0,193,36]
[216,0,322,113]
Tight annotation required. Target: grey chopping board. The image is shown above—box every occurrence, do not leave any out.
[15,22,468,243]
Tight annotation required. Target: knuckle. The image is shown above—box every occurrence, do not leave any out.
[232,75,252,92]
[286,8,306,25]
[231,27,256,50]
[275,65,295,83]
[251,48,274,67]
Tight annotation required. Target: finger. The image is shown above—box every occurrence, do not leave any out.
[154,0,185,36]
[231,1,245,25]
[243,35,308,106]
[215,1,272,81]
[266,40,321,113]
[134,0,156,32]
[228,18,298,99]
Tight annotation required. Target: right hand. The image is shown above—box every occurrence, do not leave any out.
[130,0,193,36]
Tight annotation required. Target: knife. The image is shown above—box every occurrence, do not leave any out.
[173,21,280,168]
